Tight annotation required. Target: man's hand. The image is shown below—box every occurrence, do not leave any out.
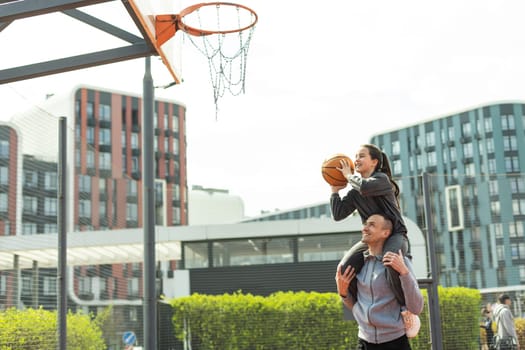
[335,264,356,297]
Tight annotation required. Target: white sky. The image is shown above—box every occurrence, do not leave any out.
[2,0,525,217]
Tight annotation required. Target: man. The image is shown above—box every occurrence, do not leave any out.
[335,213,423,350]
[493,294,520,350]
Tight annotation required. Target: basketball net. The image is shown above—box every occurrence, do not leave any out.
[179,3,257,118]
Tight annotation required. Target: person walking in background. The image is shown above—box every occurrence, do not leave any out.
[330,144,410,305]
[480,304,494,350]
[493,294,519,350]
[335,213,424,350]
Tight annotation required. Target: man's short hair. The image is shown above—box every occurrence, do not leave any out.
[498,293,511,304]
[369,213,393,233]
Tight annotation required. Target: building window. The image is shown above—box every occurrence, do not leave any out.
[99,200,107,218]
[86,102,94,120]
[172,115,179,132]
[164,112,169,129]
[427,151,437,167]
[445,185,464,231]
[213,238,294,267]
[99,129,111,145]
[87,126,95,144]
[127,278,139,297]
[172,184,180,201]
[21,276,32,295]
[510,242,525,260]
[488,158,496,174]
[126,203,138,221]
[501,114,515,130]
[121,130,127,148]
[173,139,179,155]
[484,117,493,133]
[86,149,95,169]
[0,193,8,212]
[163,159,169,177]
[449,146,456,162]
[99,103,111,122]
[44,223,57,233]
[22,223,37,235]
[99,178,106,193]
[44,197,57,215]
[463,143,473,158]
[0,140,9,158]
[0,275,6,295]
[43,276,57,295]
[79,199,91,218]
[509,221,524,238]
[505,156,520,173]
[512,199,525,216]
[486,138,494,153]
[127,180,138,196]
[489,180,498,196]
[465,163,475,177]
[448,126,455,140]
[490,223,503,238]
[509,177,525,194]
[44,172,57,190]
[490,201,501,217]
[298,233,354,262]
[462,122,471,137]
[24,170,38,187]
[172,207,180,225]
[0,166,8,185]
[131,133,139,148]
[503,135,517,151]
[131,157,139,172]
[425,131,435,147]
[187,244,209,269]
[520,266,525,284]
[414,154,421,171]
[79,175,91,192]
[23,196,38,214]
[78,276,92,297]
[393,159,401,175]
[99,152,112,170]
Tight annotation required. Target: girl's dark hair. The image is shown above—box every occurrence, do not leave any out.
[362,144,400,199]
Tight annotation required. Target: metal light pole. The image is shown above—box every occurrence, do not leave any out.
[142,56,157,350]
[422,172,443,350]
[58,116,67,350]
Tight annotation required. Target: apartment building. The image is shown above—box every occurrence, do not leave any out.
[370,101,525,289]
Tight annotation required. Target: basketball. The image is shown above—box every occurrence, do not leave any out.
[321,154,354,186]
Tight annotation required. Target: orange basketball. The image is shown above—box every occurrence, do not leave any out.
[321,154,355,186]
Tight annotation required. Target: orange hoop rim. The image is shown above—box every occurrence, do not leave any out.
[177,2,258,37]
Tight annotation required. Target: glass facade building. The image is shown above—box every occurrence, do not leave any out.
[370,102,525,289]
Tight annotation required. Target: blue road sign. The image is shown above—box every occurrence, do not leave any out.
[122,331,136,346]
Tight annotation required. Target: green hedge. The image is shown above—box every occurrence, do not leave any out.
[0,307,106,350]
[170,287,487,350]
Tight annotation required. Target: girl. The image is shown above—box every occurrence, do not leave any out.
[330,143,410,304]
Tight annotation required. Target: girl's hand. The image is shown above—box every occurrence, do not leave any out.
[383,250,409,275]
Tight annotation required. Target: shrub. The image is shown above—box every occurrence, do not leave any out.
[0,307,106,350]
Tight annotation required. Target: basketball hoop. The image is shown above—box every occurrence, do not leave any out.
[156,2,258,117]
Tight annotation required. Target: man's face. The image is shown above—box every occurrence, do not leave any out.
[361,214,390,245]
